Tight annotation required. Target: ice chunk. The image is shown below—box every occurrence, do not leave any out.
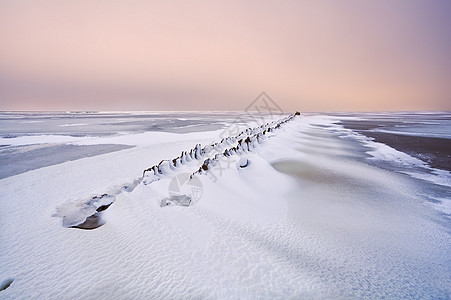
[160,195,192,207]
[54,194,114,227]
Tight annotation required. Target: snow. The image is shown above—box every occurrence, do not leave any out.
[0,131,224,147]
[0,113,449,298]
[0,134,83,146]
[59,123,89,127]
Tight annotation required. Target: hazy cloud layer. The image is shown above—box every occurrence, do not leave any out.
[1,0,450,111]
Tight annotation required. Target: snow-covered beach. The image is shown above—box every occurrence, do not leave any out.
[0,111,450,298]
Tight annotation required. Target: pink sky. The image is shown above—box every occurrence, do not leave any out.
[0,0,450,111]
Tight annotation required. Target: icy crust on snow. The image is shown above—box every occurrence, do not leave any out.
[1,113,450,299]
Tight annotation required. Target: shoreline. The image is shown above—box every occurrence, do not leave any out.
[340,120,451,172]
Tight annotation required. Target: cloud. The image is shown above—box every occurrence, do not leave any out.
[1,0,450,111]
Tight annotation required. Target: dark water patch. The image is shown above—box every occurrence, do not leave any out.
[339,120,405,131]
[341,121,451,172]
[0,134,19,139]
[0,144,133,179]
[364,132,451,171]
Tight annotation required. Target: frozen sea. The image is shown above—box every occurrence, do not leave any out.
[0,111,253,179]
[0,111,450,299]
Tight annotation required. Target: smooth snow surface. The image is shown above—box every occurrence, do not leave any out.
[0,113,449,299]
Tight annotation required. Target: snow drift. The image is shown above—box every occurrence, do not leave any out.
[56,113,299,229]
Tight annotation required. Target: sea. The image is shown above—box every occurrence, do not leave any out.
[0,110,450,214]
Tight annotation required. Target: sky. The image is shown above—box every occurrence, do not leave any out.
[0,0,450,112]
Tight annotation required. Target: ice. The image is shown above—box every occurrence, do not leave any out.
[0,112,449,299]
[0,134,83,146]
[54,193,115,227]
[325,117,451,197]
[0,144,132,179]
[403,169,451,188]
[367,140,426,166]
[59,123,88,127]
[160,195,192,207]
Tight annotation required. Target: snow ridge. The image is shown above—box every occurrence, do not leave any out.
[142,112,299,183]
[57,112,300,229]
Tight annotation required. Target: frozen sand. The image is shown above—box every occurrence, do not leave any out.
[0,114,450,299]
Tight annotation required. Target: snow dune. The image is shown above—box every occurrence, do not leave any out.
[0,114,449,299]
[52,113,298,229]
